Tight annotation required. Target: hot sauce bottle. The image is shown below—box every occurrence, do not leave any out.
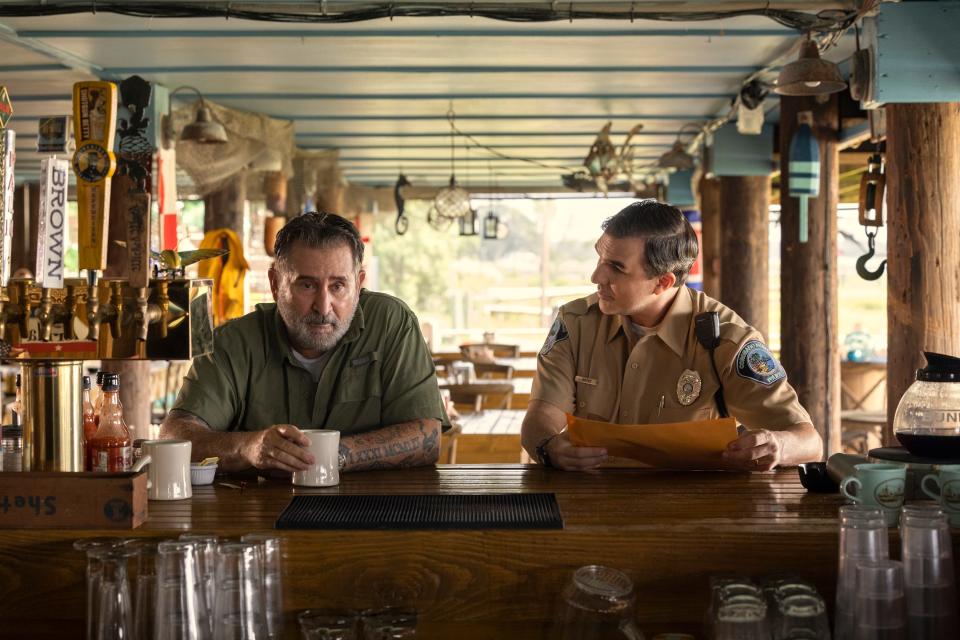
[81,375,97,471]
[93,370,106,426]
[89,373,131,472]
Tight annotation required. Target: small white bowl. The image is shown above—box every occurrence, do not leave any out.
[190,463,218,485]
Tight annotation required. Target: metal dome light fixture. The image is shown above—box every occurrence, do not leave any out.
[162,86,228,148]
[774,34,848,97]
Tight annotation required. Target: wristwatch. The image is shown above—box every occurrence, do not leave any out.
[535,433,560,468]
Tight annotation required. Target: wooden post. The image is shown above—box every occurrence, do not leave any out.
[718,175,770,340]
[698,176,722,300]
[11,182,39,277]
[779,94,841,457]
[203,174,246,237]
[885,103,960,443]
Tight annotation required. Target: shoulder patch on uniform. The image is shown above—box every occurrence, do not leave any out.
[736,339,786,386]
[540,316,569,357]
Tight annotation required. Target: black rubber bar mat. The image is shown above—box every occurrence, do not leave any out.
[275,493,563,530]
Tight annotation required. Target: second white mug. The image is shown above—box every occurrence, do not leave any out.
[140,439,193,501]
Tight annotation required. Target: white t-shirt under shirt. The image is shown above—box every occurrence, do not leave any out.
[290,348,335,383]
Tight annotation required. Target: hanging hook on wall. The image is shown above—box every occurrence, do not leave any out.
[856,152,886,280]
[856,229,886,281]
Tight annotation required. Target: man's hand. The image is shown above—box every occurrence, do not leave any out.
[544,432,608,471]
[722,428,783,472]
[239,424,315,473]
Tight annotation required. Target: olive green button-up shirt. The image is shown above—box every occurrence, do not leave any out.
[173,290,449,435]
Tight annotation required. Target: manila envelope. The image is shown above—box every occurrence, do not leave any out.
[566,414,738,470]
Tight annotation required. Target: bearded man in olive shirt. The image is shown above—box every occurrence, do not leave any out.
[161,212,447,474]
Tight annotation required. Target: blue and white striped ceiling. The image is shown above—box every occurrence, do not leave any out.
[0,8,856,191]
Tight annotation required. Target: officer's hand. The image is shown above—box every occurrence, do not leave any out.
[722,428,783,472]
[241,424,315,473]
[546,432,609,471]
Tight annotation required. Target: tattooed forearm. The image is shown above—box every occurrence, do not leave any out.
[339,418,441,472]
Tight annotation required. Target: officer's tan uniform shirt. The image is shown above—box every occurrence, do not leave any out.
[533,286,811,429]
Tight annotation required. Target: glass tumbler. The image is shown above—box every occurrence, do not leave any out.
[900,514,958,639]
[179,533,219,636]
[212,541,267,640]
[854,559,907,640]
[154,540,212,640]
[360,607,418,640]
[241,533,285,640]
[74,537,132,640]
[835,506,888,640]
[551,565,645,640]
[297,609,360,640]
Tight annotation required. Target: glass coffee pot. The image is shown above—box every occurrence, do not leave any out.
[893,351,960,458]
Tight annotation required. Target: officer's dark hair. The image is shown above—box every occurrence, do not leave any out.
[274,211,364,272]
[601,199,699,287]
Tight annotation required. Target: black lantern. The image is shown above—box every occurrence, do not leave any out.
[483,210,500,239]
[459,207,478,236]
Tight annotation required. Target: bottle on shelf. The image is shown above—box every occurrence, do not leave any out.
[11,373,21,426]
[88,373,132,473]
[81,375,97,472]
[93,370,107,427]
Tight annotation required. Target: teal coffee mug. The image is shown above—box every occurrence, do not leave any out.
[921,464,960,527]
[840,463,906,527]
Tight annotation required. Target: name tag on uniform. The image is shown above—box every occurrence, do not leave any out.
[575,375,598,386]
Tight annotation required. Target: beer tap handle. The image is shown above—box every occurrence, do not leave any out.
[63,284,77,340]
[38,287,53,342]
[86,269,100,342]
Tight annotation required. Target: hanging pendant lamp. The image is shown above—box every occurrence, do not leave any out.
[775,36,847,97]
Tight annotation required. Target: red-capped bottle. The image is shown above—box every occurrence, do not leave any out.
[89,373,132,472]
[81,375,97,471]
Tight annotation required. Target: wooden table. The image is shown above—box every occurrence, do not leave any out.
[456,409,526,463]
[1,466,957,639]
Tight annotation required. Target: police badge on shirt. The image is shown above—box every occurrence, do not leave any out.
[540,316,569,357]
[736,339,786,385]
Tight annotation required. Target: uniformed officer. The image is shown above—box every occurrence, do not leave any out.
[161,212,448,475]
[521,200,822,472]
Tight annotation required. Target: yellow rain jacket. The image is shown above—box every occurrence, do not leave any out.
[198,228,249,325]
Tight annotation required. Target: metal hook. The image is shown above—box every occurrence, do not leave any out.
[856,230,886,281]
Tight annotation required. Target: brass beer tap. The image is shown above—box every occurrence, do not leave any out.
[132,281,175,341]
[14,280,32,339]
[37,288,55,342]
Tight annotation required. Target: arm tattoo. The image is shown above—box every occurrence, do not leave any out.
[340,419,440,473]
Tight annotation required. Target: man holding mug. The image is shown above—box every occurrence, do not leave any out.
[161,212,447,475]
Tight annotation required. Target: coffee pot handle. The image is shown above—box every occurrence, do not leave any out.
[840,476,862,503]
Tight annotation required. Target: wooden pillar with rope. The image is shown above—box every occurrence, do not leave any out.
[885,103,960,444]
[779,94,841,457]
[718,175,770,340]
[698,176,722,300]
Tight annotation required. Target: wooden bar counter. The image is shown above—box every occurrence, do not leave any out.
[1,464,956,638]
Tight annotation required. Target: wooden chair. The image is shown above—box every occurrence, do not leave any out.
[444,381,515,413]
[459,343,521,360]
[473,362,515,380]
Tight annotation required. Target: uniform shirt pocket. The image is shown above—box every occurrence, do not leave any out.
[575,377,615,422]
[654,404,716,425]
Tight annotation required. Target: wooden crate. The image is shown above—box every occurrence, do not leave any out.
[0,470,148,529]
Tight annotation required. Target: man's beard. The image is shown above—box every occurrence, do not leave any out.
[278,298,357,355]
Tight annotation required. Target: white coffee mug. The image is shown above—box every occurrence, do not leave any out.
[293,430,340,487]
[139,439,193,501]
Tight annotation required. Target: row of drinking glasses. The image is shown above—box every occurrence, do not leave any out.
[834,503,957,640]
[707,576,830,639]
[74,533,284,640]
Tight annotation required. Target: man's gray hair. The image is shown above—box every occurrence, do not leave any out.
[273,212,364,270]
